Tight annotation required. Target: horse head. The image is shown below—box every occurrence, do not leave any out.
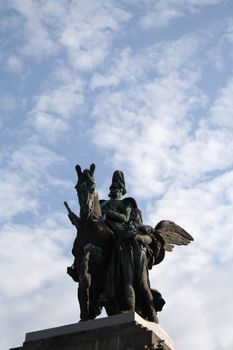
[75,163,97,220]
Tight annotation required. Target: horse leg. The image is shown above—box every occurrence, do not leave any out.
[88,245,105,319]
[78,245,91,321]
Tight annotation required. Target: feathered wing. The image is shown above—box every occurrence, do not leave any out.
[154,220,194,252]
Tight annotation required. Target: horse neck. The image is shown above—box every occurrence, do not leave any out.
[92,192,102,219]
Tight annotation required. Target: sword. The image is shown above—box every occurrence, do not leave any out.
[64,201,72,214]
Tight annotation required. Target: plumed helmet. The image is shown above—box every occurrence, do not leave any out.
[109,170,127,195]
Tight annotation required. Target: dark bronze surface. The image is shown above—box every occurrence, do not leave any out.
[65,164,193,323]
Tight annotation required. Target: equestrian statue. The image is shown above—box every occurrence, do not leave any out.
[64,163,194,323]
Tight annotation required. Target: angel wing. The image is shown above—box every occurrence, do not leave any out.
[154,220,194,252]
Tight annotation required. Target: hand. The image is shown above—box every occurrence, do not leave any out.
[135,234,152,245]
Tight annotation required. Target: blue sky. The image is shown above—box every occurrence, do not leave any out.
[1,1,233,349]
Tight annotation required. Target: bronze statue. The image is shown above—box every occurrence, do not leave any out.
[65,164,194,323]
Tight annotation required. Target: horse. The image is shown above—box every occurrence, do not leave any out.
[72,163,114,321]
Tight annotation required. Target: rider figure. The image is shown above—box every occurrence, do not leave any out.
[100,171,158,322]
[100,171,132,238]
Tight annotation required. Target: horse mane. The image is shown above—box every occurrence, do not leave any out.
[92,191,102,219]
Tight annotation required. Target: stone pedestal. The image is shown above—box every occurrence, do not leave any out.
[10,312,175,350]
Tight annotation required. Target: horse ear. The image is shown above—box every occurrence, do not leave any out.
[75,164,82,179]
[90,163,95,176]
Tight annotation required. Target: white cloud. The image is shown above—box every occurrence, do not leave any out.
[152,244,233,349]
[150,170,233,240]
[90,47,150,89]
[140,5,183,29]
[90,36,202,90]
[225,18,233,45]
[148,206,233,349]
[6,55,23,73]
[0,219,78,349]
[0,171,39,220]
[32,112,69,140]
[59,1,131,71]
[138,0,230,29]
[29,81,84,140]
[60,27,111,71]
[33,87,83,119]
[89,24,233,200]
[90,38,207,197]
[6,0,131,71]
[9,143,64,179]
[0,142,65,220]
[0,95,27,117]
[10,0,59,59]
[145,165,233,350]
[208,77,233,128]
[0,221,71,298]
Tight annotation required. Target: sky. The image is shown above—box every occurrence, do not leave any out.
[1,0,233,349]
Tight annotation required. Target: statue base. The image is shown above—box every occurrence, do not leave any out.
[10,312,175,350]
